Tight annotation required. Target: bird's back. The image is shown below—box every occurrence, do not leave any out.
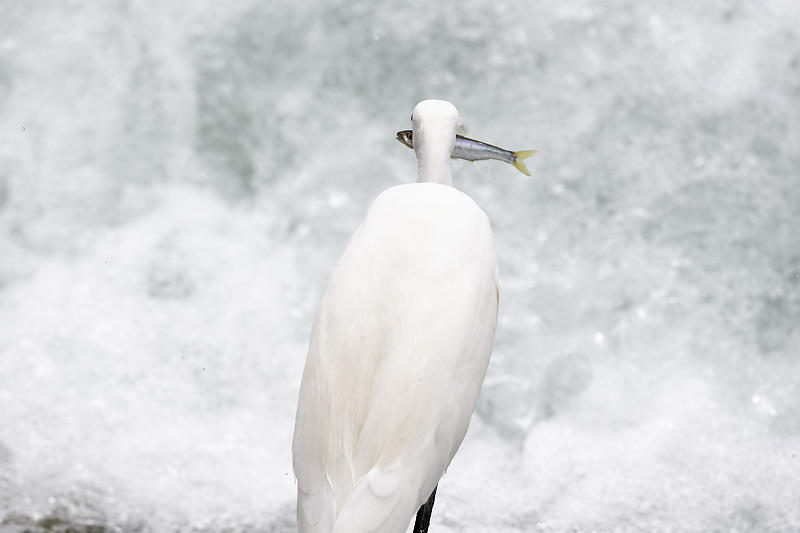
[293,183,498,533]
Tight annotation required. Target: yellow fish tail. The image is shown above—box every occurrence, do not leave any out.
[512,150,536,176]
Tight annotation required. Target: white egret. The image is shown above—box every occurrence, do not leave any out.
[292,100,500,533]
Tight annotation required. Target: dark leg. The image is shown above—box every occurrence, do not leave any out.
[412,485,438,533]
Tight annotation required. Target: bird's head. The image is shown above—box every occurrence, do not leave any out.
[411,100,459,184]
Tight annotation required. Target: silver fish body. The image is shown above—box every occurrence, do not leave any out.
[451,135,516,164]
[395,130,534,175]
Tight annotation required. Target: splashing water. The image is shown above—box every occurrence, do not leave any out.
[1,1,799,531]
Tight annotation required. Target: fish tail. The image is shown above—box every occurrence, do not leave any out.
[512,150,536,176]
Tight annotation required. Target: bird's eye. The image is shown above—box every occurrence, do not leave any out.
[410,114,413,123]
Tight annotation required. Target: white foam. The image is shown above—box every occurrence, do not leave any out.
[1,0,799,531]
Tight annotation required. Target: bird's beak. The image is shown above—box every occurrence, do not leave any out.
[396,130,414,149]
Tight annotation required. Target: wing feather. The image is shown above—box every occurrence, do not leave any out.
[292,184,498,533]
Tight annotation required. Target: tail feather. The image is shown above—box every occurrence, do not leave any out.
[512,150,536,176]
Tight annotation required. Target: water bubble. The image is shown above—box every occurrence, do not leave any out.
[327,190,349,209]
[751,394,777,416]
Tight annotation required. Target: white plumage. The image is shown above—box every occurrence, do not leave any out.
[292,100,498,533]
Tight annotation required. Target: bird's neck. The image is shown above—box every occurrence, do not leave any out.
[415,140,453,186]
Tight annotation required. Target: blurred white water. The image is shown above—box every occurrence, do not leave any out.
[1,0,799,531]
